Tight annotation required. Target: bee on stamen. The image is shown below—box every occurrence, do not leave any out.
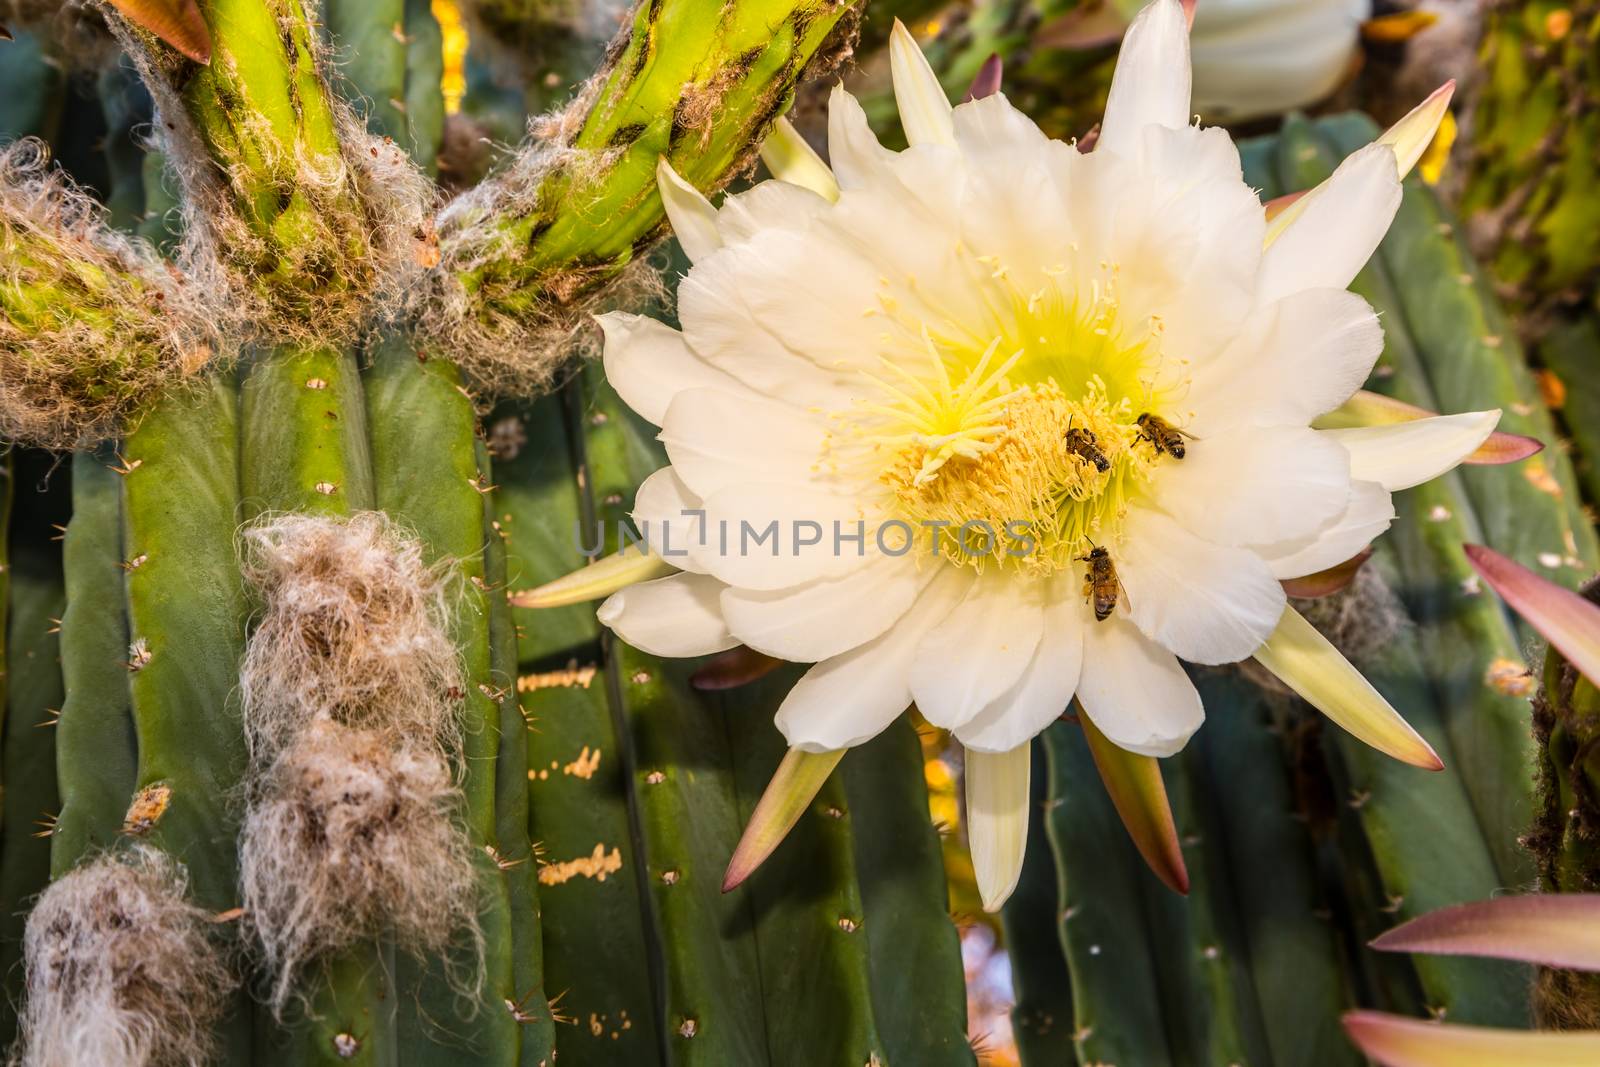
[1063,418,1111,473]
[1077,545,1122,622]
[1135,413,1193,459]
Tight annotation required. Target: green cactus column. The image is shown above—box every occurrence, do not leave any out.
[0,451,65,1046]
[1530,595,1600,1027]
[1463,0,1600,315]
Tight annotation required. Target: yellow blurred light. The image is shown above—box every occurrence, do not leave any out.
[432,0,469,115]
[1419,110,1456,185]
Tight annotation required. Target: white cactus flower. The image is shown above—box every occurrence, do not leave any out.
[1190,0,1371,122]
[556,0,1483,911]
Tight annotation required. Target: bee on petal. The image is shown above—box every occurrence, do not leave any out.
[1078,545,1121,622]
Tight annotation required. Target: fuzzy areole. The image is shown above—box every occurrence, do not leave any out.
[237,511,464,762]
[0,139,226,448]
[239,719,481,1015]
[16,848,234,1067]
[107,2,436,351]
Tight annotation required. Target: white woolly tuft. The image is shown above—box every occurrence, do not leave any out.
[104,7,437,349]
[239,720,482,1015]
[0,138,230,448]
[14,848,234,1067]
[238,511,464,763]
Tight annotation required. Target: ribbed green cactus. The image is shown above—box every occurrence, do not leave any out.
[1529,592,1600,1027]
[9,2,1600,1064]
[0,1,977,1063]
[1462,0,1600,316]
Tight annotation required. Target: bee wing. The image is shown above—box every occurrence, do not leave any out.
[1116,577,1133,611]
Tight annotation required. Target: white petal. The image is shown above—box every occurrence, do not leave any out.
[1076,614,1204,758]
[758,117,839,202]
[598,312,743,428]
[827,85,896,190]
[956,582,1084,752]
[658,387,831,499]
[1257,142,1401,305]
[952,91,1052,161]
[889,19,956,147]
[1119,506,1287,664]
[693,481,876,591]
[1153,425,1351,549]
[676,248,859,409]
[1186,288,1384,435]
[1099,0,1193,159]
[630,466,710,575]
[910,573,1044,731]
[1258,479,1394,579]
[1324,411,1501,491]
[715,179,832,245]
[720,554,928,663]
[597,572,736,657]
[775,567,973,750]
[656,158,722,263]
[1190,0,1362,122]
[966,742,1031,912]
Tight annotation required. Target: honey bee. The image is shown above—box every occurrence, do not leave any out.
[1077,545,1121,622]
[1136,413,1192,459]
[1063,419,1111,473]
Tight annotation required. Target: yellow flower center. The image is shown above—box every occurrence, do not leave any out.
[833,252,1182,577]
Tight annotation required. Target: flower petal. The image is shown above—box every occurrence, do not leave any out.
[775,567,973,751]
[714,178,832,246]
[1252,606,1442,769]
[690,645,785,691]
[1324,411,1501,491]
[1186,288,1383,436]
[693,481,877,590]
[511,546,676,609]
[1099,0,1193,160]
[1279,546,1374,599]
[759,117,839,202]
[966,741,1031,912]
[598,312,744,427]
[827,84,896,190]
[911,573,1044,731]
[723,747,845,891]
[1257,142,1400,304]
[1190,0,1360,122]
[1314,390,1543,466]
[956,581,1084,752]
[1465,544,1600,688]
[1079,710,1189,894]
[890,19,956,147]
[1257,479,1394,580]
[1076,614,1204,758]
[1370,894,1600,971]
[597,571,737,657]
[630,466,712,574]
[1377,80,1456,182]
[658,387,833,498]
[656,157,722,263]
[1343,1011,1600,1067]
[1154,425,1351,549]
[720,553,928,663]
[1119,506,1286,664]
